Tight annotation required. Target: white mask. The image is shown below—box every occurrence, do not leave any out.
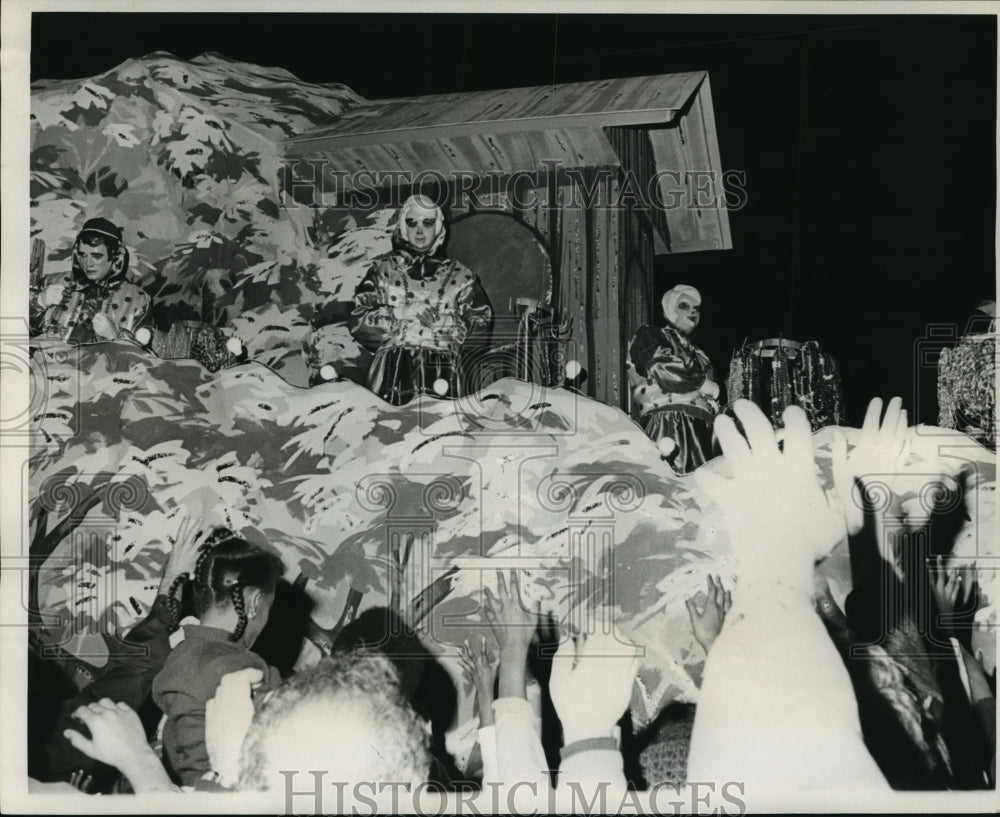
[399,195,445,253]
[662,285,702,334]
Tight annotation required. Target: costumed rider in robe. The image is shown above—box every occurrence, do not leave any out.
[349,194,493,406]
[627,284,721,474]
[29,217,149,344]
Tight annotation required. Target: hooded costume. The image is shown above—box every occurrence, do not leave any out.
[29,218,149,344]
[349,196,493,405]
[627,285,720,474]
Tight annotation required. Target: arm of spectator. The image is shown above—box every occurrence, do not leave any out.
[685,574,732,655]
[483,570,538,700]
[45,515,209,781]
[697,400,848,594]
[688,400,889,790]
[458,636,498,728]
[63,699,178,793]
[931,557,979,650]
[480,570,549,797]
[205,667,263,789]
[348,264,395,352]
[958,643,996,787]
[487,696,551,805]
[102,514,207,690]
[831,396,909,572]
[549,631,639,795]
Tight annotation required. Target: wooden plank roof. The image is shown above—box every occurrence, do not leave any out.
[287,72,707,151]
[284,71,731,255]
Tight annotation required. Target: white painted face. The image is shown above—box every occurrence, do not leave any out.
[400,196,443,253]
[404,211,438,251]
[670,295,701,333]
[77,243,114,283]
[662,286,702,334]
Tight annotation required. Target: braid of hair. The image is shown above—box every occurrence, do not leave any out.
[193,543,214,589]
[166,572,190,632]
[229,582,247,643]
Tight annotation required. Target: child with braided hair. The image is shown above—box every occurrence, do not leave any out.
[152,528,285,788]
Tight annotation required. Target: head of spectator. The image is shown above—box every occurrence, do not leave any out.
[331,606,458,754]
[166,528,284,646]
[236,653,430,791]
[332,607,426,705]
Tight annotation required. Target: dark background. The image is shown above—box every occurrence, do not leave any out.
[31,13,997,425]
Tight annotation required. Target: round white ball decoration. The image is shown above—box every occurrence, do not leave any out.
[657,436,677,458]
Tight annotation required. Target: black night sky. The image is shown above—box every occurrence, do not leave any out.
[30,12,997,426]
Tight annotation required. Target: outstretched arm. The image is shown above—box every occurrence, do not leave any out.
[687,400,889,790]
[480,571,548,793]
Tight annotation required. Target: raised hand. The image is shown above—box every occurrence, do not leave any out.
[549,630,641,745]
[63,699,175,792]
[158,514,207,593]
[685,574,732,654]
[930,556,979,646]
[696,400,844,592]
[68,769,93,793]
[458,636,499,727]
[63,699,148,769]
[483,570,539,659]
[831,396,910,537]
[482,570,540,699]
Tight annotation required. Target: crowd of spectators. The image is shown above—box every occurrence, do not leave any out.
[27,398,995,807]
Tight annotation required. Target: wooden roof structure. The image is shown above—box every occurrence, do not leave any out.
[287,72,732,254]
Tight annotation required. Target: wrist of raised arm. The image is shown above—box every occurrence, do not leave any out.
[497,663,527,700]
[119,745,174,791]
[561,725,618,746]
